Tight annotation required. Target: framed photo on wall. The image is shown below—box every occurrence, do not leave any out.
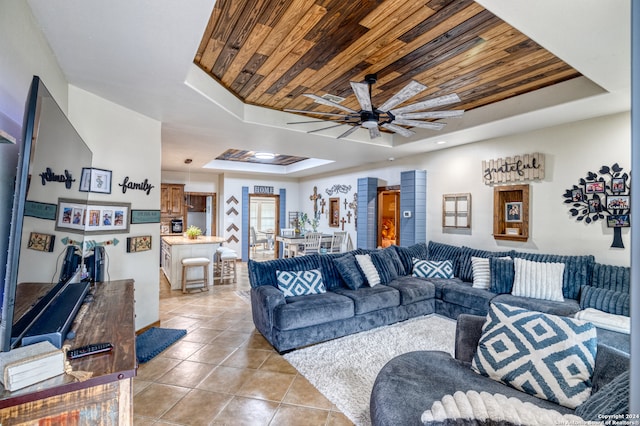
[79,167,112,194]
[505,201,522,223]
[55,198,130,235]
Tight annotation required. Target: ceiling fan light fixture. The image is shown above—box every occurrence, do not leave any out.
[362,119,378,129]
[254,152,275,160]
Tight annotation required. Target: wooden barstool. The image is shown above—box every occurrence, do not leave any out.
[214,247,237,284]
[181,257,210,293]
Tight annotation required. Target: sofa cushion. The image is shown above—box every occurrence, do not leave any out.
[438,281,496,312]
[273,292,354,330]
[511,258,565,302]
[332,285,400,315]
[386,276,435,305]
[370,247,405,284]
[590,263,630,293]
[579,286,630,316]
[333,253,365,290]
[427,241,462,276]
[413,259,454,279]
[458,246,513,282]
[489,257,515,294]
[276,269,326,297]
[491,294,580,317]
[575,371,629,421]
[511,252,594,300]
[472,303,597,409]
[471,256,511,289]
[248,256,320,288]
[356,254,381,286]
[392,243,428,274]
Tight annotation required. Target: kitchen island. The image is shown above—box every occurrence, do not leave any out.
[161,236,225,290]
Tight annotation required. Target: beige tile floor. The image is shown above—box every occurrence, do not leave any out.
[133,263,353,426]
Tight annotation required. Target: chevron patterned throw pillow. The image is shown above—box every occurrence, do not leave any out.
[276,269,326,298]
[472,303,597,409]
[412,258,454,279]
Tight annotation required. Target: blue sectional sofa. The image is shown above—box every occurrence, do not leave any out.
[247,241,630,354]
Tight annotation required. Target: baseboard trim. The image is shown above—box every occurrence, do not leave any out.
[136,320,161,335]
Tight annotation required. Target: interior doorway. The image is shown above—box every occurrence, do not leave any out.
[378,188,400,248]
[248,194,279,261]
[185,192,217,236]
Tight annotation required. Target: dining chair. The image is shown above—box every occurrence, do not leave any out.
[250,226,269,253]
[330,231,347,253]
[299,232,322,256]
[280,228,296,257]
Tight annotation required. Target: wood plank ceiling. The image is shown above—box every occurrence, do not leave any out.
[194,0,581,128]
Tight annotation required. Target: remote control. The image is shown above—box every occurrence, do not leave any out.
[67,342,113,359]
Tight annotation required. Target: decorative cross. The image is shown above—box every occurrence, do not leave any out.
[320,198,326,214]
[340,217,346,230]
[343,198,348,210]
[348,193,358,227]
[346,210,352,223]
[309,186,321,215]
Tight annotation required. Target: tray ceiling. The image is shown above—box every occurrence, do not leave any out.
[194,0,581,125]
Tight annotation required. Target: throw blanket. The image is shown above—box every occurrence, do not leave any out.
[421,391,586,426]
[575,308,630,334]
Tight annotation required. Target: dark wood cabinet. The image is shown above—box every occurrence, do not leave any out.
[161,184,184,216]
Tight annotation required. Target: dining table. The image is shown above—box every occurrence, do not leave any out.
[275,233,333,257]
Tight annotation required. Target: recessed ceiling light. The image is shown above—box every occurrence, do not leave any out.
[435,140,447,145]
[255,152,275,160]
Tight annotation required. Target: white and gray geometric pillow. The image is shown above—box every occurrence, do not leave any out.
[472,303,597,409]
[412,258,454,279]
[276,269,326,297]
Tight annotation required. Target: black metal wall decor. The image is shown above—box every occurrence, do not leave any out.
[118,176,155,195]
[39,167,75,189]
[562,163,631,248]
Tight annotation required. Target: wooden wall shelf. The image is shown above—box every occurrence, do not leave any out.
[493,184,529,241]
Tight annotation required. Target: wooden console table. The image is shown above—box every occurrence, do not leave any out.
[0,279,136,424]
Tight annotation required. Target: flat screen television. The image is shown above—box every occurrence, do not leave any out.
[0,76,93,352]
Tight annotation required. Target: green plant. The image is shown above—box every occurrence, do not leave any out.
[186,225,202,238]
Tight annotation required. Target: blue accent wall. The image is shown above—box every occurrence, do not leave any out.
[279,188,286,258]
[357,177,378,249]
[241,186,249,262]
[400,170,427,246]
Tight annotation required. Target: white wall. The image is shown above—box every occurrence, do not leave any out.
[221,174,300,255]
[69,86,162,330]
[300,112,631,266]
[0,0,68,122]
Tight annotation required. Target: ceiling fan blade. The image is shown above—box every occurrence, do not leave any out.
[307,123,348,134]
[392,119,446,130]
[303,94,357,114]
[288,119,347,125]
[378,80,427,112]
[381,123,415,137]
[369,126,381,139]
[337,125,360,139]
[394,110,464,120]
[350,82,372,111]
[390,93,461,115]
[284,108,352,118]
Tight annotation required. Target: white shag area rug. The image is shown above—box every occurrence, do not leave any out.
[284,314,457,426]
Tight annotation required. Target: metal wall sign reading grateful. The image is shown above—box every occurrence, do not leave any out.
[482,153,545,185]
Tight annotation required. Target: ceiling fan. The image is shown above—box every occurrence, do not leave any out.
[284,74,464,139]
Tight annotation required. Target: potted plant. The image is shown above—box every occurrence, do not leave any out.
[185,225,202,239]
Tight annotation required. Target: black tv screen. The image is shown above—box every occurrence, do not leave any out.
[0,76,92,351]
